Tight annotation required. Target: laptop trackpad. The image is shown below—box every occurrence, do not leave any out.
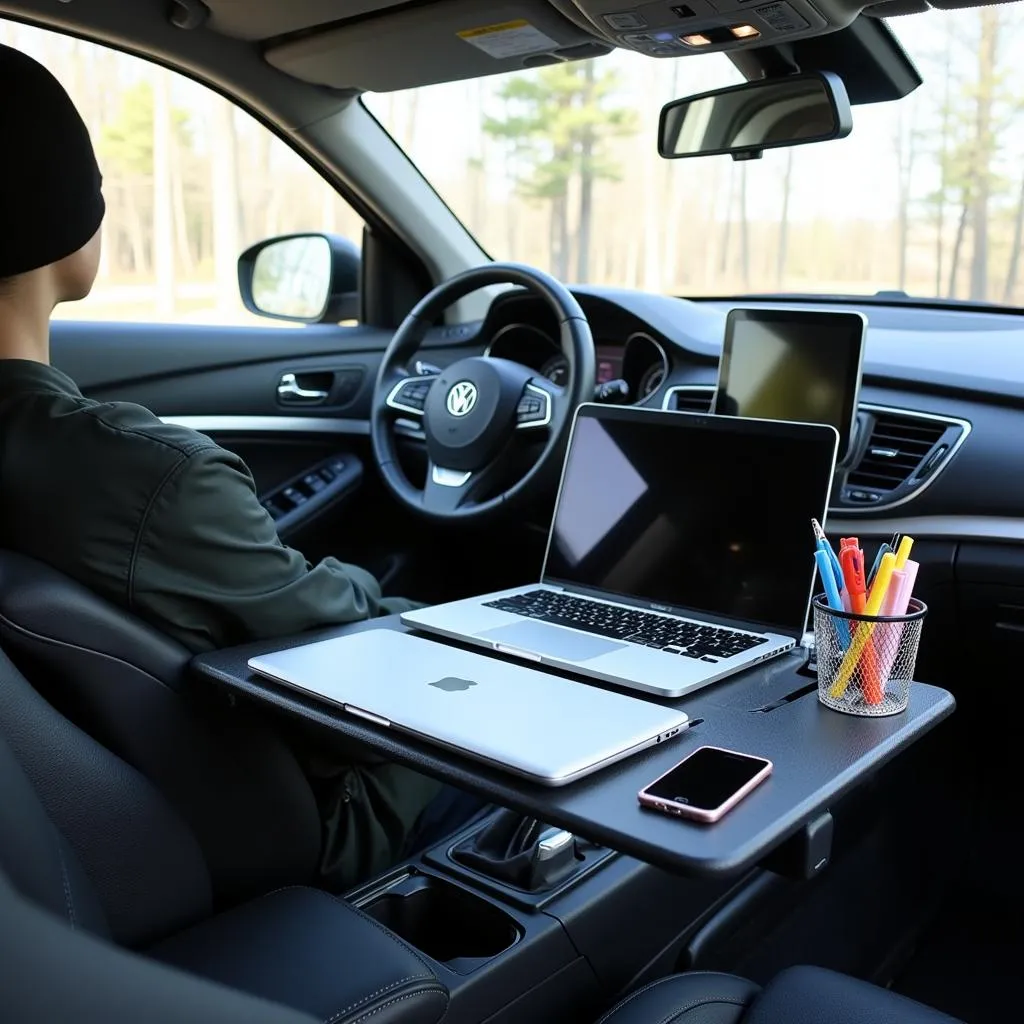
[479,621,625,662]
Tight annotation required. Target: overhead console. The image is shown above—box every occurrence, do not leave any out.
[562,0,865,56]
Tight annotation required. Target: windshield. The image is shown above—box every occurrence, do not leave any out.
[366,7,1024,306]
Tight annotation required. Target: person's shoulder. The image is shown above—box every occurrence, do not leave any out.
[81,399,223,462]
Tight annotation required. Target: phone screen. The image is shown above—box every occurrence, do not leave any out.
[644,747,769,811]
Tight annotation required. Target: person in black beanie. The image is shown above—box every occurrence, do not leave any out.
[0,46,105,328]
[0,44,485,890]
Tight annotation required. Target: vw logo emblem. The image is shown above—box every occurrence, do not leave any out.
[446,381,478,417]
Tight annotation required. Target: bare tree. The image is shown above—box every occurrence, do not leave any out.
[934,27,954,297]
[968,7,1000,301]
[576,61,596,282]
[948,198,970,298]
[1003,166,1024,303]
[661,60,685,292]
[776,148,794,290]
[209,96,241,313]
[719,162,734,279]
[739,162,751,290]
[894,100,920,291]
[152,67,175,316]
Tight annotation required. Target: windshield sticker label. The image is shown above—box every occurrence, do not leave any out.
[457,19,558,60]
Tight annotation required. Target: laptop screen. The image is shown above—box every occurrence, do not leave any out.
[542,406,838,637]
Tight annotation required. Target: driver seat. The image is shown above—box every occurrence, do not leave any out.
[0,549,320,905]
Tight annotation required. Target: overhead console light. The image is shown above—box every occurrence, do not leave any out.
[680,23,759,47]
[575,0,832,56]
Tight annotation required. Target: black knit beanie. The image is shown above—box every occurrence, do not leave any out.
[0,44,105,279]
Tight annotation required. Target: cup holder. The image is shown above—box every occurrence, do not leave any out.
[361,873,519,973]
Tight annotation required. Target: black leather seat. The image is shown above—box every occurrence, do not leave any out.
[0,644,448,1024]
[0,550,320,905]
[597,968,962,1024]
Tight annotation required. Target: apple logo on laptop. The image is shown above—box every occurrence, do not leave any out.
[429,676,477,692]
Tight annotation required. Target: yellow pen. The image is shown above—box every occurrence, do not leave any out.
[829,553,897,700]
[895,535,914,571]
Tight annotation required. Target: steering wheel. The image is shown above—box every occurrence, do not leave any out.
[371,263,596,522]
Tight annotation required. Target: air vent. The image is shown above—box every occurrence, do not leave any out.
[664,386,714,413]
[846,412,950,495]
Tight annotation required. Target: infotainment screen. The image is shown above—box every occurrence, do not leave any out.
[712,308,865,459]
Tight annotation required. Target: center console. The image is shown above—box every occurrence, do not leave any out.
[346,812,735,1024]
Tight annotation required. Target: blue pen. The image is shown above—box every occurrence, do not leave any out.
[812,519,844,591]
[815,549,851,650]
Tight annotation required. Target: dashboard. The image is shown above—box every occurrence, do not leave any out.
[461,285,1024,528]
[485,313,668,403]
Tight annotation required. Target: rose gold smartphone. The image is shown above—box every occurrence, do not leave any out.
[638,745,773,823]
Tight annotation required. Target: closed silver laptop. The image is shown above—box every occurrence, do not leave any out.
[247,630,689,786]
[403,404,839,699]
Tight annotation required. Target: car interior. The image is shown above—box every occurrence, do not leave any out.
[0,0,1019,1022]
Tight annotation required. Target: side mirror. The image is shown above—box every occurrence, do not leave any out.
[238,232,360,323]
[658,71,853,162]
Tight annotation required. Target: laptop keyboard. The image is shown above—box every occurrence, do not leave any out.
[484,590,771,662]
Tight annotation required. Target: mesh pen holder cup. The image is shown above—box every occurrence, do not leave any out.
[813,596,927,717]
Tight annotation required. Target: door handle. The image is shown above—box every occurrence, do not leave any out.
[277,372,329,403]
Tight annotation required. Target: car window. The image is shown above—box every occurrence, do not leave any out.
[1,20,364,327]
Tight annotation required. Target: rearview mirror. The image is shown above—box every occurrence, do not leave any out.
[238,232,361,323]
[658,71,852,162]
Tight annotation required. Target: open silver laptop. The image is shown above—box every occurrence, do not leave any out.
[403,404,839,699]
[247,630,689,786]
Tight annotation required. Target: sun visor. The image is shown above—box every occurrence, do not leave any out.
[205,0,416,42]
[264,0,612,92]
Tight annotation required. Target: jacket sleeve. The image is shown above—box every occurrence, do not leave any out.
[128,444,394,652]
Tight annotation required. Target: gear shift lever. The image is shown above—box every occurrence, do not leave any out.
[451,809,579,892]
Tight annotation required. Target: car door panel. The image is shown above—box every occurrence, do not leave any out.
[51,321,475,417]
[47,321,466,561]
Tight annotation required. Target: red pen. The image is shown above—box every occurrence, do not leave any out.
[840,547,867,614]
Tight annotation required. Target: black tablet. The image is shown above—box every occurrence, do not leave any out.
[713,308,866,459]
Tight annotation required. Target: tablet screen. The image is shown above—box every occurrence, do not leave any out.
[713,309,865,459]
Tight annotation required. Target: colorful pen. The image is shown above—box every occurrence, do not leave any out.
[866,552,897,616]
[877,560,920,681]
[830,552,897,701]
[868,544,893,588]
[812,519,844,591]
[815,549,850,649]
[840,547,867,614]
[895,535,915,571]
[882,560,919,618]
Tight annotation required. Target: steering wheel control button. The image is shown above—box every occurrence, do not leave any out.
[387,376,434,415]
[516,384,552,429]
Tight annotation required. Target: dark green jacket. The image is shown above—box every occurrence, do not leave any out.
[0,359,414,650]
[0,358,441,886]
